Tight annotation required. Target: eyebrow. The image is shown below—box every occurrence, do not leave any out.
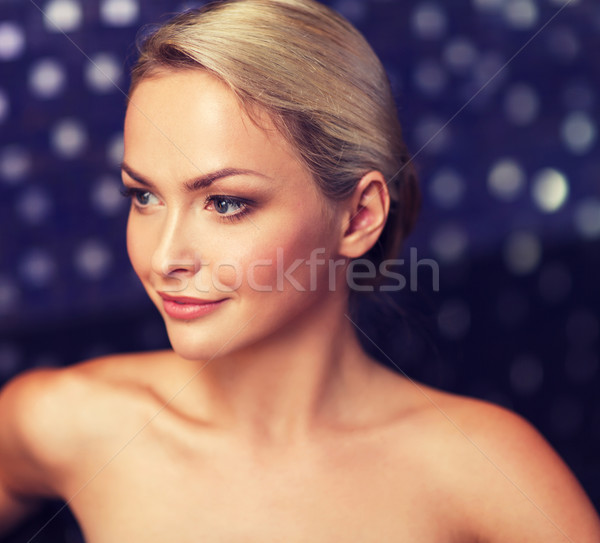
[120,162,270,192]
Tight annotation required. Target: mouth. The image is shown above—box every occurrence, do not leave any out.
[158,292,227,320]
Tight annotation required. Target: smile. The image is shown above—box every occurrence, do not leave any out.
[158,293,227,320]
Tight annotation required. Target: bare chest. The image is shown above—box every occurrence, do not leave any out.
[66,426,465,543]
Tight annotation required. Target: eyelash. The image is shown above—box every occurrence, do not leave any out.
[120,187,156,208]
[206,195,251,222]
[120,188,252,223]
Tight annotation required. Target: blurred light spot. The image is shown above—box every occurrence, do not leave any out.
[547,26,580,62]
[178,1,204,11]
[19,250,56,287]
[496,288,528,327]
[561,111,596,155]
[574,198,600,239]
[430,224,468,263]
[565,349,598,385]
[504,83,539,125]
[51,118,88,158]
[16,187,53,225]
[85,53,122,93]
[92,176,126,215]
[0,344,21,379]
[333,0,368,23]
[438,299,471,340]
[29,58,67,99]
[0,146,31,184]
[510,355,543,396]
[0,277,19,315]
[100,0,139,26]
[443,37,478,73]
[562,81,594,110]
[74,240,113,279]
[413,60,447,96]
[503,0,538,29]
[531,168,569,213]
[549,0,579,4]
[414,116,450,154]
[538,262,571,304]
[429,168,465,208]
[411,3,447,40]
[106,132,124,166]
[0,22,25,60]
[472,52,507,94]
[504,230,541,275]
[487,158,525,201]
[549,396,583,438]
[44,0,82,33]
[0,89,9,123]
[566,309,598,346]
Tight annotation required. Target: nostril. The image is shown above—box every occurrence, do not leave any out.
[150,250,199,277]
[162,259,198,276]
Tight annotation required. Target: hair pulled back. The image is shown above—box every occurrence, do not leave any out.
[130,0,420,266]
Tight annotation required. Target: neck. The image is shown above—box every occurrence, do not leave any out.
[183,292,377,447]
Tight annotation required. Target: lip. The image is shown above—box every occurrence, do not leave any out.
[158,292,227,320]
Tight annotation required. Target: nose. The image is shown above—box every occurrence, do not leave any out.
[151,210,202,280]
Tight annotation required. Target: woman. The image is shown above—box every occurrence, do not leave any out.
[1,0,599,541]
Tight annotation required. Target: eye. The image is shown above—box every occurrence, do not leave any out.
[213,197,244,215]
[120,187,160,208]
[206,195,251,221]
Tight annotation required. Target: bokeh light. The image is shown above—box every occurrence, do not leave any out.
[0,146,31,184]
[504,230,542,275]
[51,118,88,158]
[0,89,9,123]
[487,158,526,201]
[0,22,25,61]
[29,58,67,99]
[531,168,569,213]
[504,83,540,125]
[85,53,123,93]
[429,168,465,208]
[574,199,600,239]
[502,0,538,30]
[561,111,596,155]
[43,0,83,33]
[100,0,140,27]
[411,3,447,40]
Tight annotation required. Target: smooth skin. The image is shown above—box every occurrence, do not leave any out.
[1,71,599,542]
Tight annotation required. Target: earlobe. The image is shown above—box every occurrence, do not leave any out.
[338,171,390,259]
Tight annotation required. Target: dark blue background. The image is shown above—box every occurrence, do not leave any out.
[0,0,599,540]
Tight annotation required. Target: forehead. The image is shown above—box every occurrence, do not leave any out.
[123,70,303,184]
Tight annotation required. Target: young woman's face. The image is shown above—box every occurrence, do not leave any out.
[123,71,345,360]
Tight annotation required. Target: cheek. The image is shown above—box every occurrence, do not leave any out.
[219,213,335,293]
[126,216,153,278]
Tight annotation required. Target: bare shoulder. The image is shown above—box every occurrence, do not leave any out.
[390,380,600,542]
[0,351,171,497]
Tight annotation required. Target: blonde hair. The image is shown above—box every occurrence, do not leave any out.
[130,0,420,265]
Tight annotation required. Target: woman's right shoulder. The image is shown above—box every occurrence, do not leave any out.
[0,352,167,474]
[1,350,154,406]
[0,352,163,502]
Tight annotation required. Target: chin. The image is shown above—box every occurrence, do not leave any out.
[164,323,235,362]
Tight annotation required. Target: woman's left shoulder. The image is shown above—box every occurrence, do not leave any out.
[406,385,600,542]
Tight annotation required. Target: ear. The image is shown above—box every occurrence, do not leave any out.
[338,171,390,259]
